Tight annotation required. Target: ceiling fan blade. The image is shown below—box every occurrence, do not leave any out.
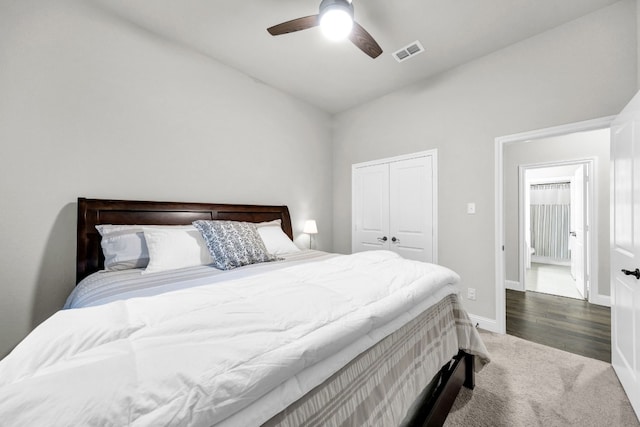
[349,22,383,58]
[267,15,320,36]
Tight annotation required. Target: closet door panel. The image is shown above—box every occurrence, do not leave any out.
[389,156,434,262]
[352,164,390,252]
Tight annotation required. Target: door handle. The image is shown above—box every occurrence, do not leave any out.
[377,236,388,242]
[391,237,399,243]
[570,231,577,237]
[621,268,640,280]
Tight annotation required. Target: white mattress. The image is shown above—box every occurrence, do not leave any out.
[1,250,461,426]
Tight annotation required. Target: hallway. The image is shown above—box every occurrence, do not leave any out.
[506,289,610,362]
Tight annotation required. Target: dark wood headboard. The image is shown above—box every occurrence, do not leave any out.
[76,198,293,283]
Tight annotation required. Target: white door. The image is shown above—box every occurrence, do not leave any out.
[389,156,434,262]
[352,163,390,252]
[611,91,640,420]
[352,152,437,262]
[570,164,587,298]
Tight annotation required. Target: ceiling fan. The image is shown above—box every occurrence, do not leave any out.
[267,0,383,59]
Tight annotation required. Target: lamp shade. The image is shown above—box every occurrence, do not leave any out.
[303,220,318,234]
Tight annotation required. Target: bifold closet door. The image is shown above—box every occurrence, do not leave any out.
[352,163,390,252]
[389,156,434,262]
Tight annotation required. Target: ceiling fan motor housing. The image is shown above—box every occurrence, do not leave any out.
[319,0,354,19]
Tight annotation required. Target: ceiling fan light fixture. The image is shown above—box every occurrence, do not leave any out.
[267,0,382,59]
[319,0,354,41]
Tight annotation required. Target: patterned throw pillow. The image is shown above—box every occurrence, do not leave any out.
[192,220,278,270]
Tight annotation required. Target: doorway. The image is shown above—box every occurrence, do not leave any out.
[494,116,613,336]
[520,161,593,301]
[496,121,611,360]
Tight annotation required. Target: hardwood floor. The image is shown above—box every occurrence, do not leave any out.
[506,289,611,362]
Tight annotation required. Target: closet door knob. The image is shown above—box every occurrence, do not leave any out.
[621,268,640,280]
[392,237,399,243]
[377,236,388,242]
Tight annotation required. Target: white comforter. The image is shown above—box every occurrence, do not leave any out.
[0,251,460,427]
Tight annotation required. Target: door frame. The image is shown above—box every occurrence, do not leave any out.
[351,149,438,263]
[494,116,614,334]
[516,159,595,301]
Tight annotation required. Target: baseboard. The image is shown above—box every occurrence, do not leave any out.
[505,280,523,291]
[531,256,570,267]
[590,293,611,307]
[467,314,501,334]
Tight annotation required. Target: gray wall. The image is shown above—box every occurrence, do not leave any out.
[332,0,636,320]
[638,0,640,87]
[503,129,611,299]
[0,1,332,357]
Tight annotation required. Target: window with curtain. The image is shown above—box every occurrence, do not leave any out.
[530,182,571,261]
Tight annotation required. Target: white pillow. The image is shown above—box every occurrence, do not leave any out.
[142,226,214,274]
[96,225,149,271]
[257,224,300,255]
[256,219,282,228]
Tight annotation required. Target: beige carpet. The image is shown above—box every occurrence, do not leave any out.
[444,330,639,427]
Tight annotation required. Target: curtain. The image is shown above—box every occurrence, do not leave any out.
[530,183,570,260]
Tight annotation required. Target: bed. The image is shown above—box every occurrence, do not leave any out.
[0,198,489,426]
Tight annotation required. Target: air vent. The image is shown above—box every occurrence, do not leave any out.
[393,41,424,63]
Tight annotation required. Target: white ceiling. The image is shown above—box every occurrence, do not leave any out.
[90,0,620,113]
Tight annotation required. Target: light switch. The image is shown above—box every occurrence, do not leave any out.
[467,203,476,214]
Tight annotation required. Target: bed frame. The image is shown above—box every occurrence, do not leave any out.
[75,197,473,426]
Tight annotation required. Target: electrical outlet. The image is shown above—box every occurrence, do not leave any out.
[467,288,476,300]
